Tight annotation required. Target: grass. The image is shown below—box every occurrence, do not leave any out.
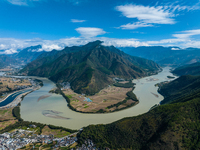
[41,126,71,138]
[84,105,89,108]
[66,95,73,99]
[0,108,17,130]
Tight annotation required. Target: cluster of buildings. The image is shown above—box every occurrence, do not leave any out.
[0,130,36,150]
[77,139,97,150]
[0,129,78,150]
[53,136,78,148]
[60,82,71,90]
[113,77,125,82]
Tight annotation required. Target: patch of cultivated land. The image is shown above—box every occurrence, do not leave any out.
[0,108,17,130]
[41,126,70,138]
[63,86,137,113]
[0,77,31,95]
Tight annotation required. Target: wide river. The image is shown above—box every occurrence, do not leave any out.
[20,67,176,130]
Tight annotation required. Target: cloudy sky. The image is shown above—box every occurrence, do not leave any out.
[0,0,200,53]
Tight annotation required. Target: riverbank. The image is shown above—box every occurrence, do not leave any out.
[20,67,176,130]
[59,86,138,113]
[0,87,37,109]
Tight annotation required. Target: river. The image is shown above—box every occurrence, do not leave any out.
[0,89,33,107]
[20,67,176,130]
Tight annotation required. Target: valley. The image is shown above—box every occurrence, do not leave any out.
[2,0,200,149]
[0,41,199,149]
[18,67,175,130]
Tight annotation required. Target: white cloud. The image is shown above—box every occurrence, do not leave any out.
[68,0,86,5]
[116,4,175,25]
[1,28,200,54]
[6,0,28,6]
[4,48,18,54]
[101,38,149,47]
[5,0,87,6]
[6,0,42,6]
[0,37,149,54]
[171,47,180,50]
[120,22,153,29]
[146,29,200,48]
[71,19,86,23]
[173,29,200,39]
[181,40,200,48]
[75,27,106,38]
[116,3,200,29]
[39,44,63,51]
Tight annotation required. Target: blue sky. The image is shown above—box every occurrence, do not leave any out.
[0,0,200,53]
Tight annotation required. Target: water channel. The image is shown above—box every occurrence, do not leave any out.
[20,67,176,130]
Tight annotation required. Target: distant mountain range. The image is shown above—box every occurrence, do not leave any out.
[1,44,200,69]
[120,46,200,67]
[10,45,44,64]
[0,45,44,68]
[0,55,19,68]
[172,62,200,76]
[78,74,200,149]
[21,41,161,95]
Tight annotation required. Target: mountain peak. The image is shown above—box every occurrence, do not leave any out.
[21,42,160,95]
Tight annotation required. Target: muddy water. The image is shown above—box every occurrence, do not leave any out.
[20,67,176,129]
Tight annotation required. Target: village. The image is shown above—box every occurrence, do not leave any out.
[0,126,78,149]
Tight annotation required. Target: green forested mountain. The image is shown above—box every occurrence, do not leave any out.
[159,75,200,104]
[77,75,200,149]
[21,41,160,95]
[120,46,200,67]
[172,62,200,76]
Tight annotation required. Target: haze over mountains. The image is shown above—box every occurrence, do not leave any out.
[11,45,44,64]
[0,45,45,68]
[20,41,160,95]
[1,42,200,70]
[120,46,200,67]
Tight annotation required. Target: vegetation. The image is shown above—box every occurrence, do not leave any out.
[78,97,200,149]
[1,106,77,135]
[77,75,200,149]
[172,62,200,76]
[12,106,23,121]
[159,75,200,104]
[167,75,175,79]
[47,124,77,133]
[21,41,160,95]
[34,79,43,87]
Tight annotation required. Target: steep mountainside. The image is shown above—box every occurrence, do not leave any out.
[172,62,200,76]
[11,45,44,64]
[0,55,19,68]
[78,75,200,149]
[21,41,160,94]
[159,75,200,104]
[120,46,200,67]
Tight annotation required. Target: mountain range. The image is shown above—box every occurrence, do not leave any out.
[21,41,161,95]
[0,55,19,68]
[10,45,44,64]
[120,46,200,67]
